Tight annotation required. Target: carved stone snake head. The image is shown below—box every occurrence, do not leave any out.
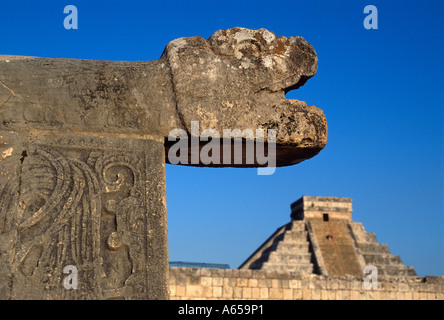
[207,27,318,93]
[163,27,326,167]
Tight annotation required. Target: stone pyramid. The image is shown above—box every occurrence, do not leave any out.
[239,196,417,277]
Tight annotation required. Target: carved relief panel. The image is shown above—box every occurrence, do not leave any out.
[0,134,167,299]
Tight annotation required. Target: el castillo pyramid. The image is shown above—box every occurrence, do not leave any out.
[239,196,417,277]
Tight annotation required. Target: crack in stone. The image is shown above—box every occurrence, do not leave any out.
[0,94,11,111]
[0,79,25,102]
[0,79,51,116]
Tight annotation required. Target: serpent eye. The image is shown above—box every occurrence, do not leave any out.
[234,40,262,59]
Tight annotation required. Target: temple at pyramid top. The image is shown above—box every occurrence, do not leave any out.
[239,196,417,278]
[290,196,353,221]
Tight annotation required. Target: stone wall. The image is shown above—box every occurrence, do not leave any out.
[169,267,444,300]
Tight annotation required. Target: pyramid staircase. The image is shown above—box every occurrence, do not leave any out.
[246,220,315,274]
[350,222,417,277]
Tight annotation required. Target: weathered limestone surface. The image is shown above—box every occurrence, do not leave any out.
[0,28,327,299]
[164,28,326,166]
[0,134,168,299]
[0,27,327,167]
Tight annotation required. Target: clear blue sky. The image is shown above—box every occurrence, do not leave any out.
[1,0,443,276]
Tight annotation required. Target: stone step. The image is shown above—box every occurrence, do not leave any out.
[267,240,308,254]
[274,241,310,252]
[261,262,314,274]
[362,253,403,265]
[258,233,286,253]
[357,243,390,254]
[288,221,306,232]
[352,232,378,244]
[350,222,371,236]
[246,222,313,270]
[375,265,417,277]
[254,243,311,261]
[282,230,309,241]
[351,222,366,232]
[268,251,312,263]
[267,257,312,266]
[350,223,379,243]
